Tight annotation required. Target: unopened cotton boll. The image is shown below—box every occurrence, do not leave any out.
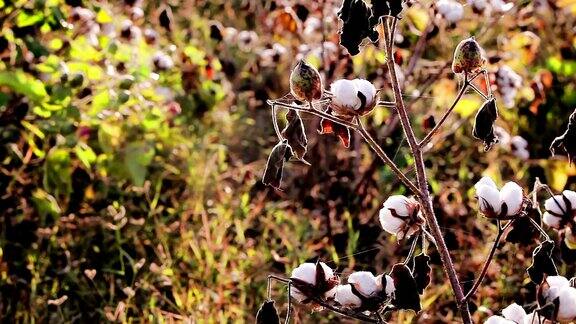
[334,284,362,308]
[437,0,464,23]
[330,79,361,110]
[348,271,380,297]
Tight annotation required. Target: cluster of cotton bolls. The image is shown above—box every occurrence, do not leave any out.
[329,78,378,117]
[379,195,425,240]
[492,128,530,160]
[540,275,576,321]
[468,0,514,14]
[484,303,544,324]
[335,271,395,308]
[495,65,523,109]
[474,176,524,219]
[289,262,395,310]
[436,0,464,24]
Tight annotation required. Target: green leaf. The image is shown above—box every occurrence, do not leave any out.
[74,143,97,168]
[43,147,72,198]
[16,11,44,28]
[124,142,155,187]
[0,70,47,101]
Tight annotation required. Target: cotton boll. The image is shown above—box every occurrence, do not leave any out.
[557,286,576,321]
[334,284,362,308]
[523,312,545,324]
[379,208,406,235]
[512,148,529,160]
[545,195,567,216]
[348,272,380,297]
[330,79,361,110]
[475,176,498,190]
[501,303,527,324]
[379,196,411,235]
[468,0,488,11]
[476,183,502,215]
[547,275,571,289]
[352,79,377,109]
[291,263,317,285]
[543,212,562,229]
[490,0,514,13]
[511,136,528,150]
[500,182,523,216]
[562,190,576,209]
[437,0,464,23]
[484,315,516,324]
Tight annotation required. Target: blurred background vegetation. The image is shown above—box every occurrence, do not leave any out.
[0,0,576,322]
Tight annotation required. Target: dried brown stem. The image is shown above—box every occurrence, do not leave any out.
[383,17,473,323]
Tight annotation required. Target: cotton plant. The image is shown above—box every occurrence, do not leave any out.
[255,0,576,323]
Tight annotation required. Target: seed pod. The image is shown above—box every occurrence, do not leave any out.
[289,60,322,102]
[281,110,308,161]
[262,140,291,189]
[473,98,499,151]
[550,109,576,164]
[255,300,280,324]
[452,37,486,74]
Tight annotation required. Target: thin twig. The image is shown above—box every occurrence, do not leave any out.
[464,219,514,300]
[356,118,421,194]
[528,216,551,241]
[404,232,421,265]
[419,80,469,148]
[468,82,489,100]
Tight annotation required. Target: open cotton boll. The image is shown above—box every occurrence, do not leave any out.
[557,286,576,320]
[352,79,377,109]
[501,303,527,324]
[334,284,362,308]
[376,274,396,297]
[437,0,464,23]
[379,195,411,235]
[511,136,528,150]
[490,0,514,12]
[523,312,545,324]
[545,195,567,216]
[330,79,361,109]
[563,190,576,208]
[475,181,502,215]
[348,271,380,297]
[475,176,498,190]
[499,182,523,216]
[543,212,562,229]
[290,262,335,301]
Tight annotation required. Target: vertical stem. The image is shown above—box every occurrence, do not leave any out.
[383,18,473,323]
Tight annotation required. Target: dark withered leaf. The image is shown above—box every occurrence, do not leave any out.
[550,109,576,164]
[473,98,499,151]
[505,212,539,245]
[159,7,173,31]
[256,300,280,324]
[537,298,559,321]
[412,254,431,295]
[527,240,558,284]
[262,140,291,189]
[337,0,379,56]
[390,263,421,312]
[372,0,405,21]
[282,110,308,161]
